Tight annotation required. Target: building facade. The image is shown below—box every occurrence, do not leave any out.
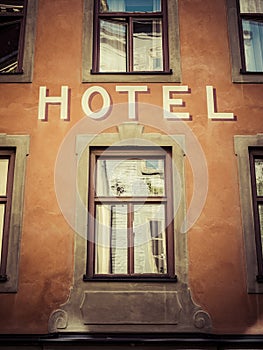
[0,0,263,348]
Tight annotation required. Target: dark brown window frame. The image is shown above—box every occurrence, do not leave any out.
[249,147,263,281]
[0,0,28,75]
[0,0,38,83]
[0,149,15,281]
[237,2,263,74]
[92,0,170,74]
[84,146,177,282]
[226,0,263,83]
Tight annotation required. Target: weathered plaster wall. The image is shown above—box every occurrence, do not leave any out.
[0,0,262,334]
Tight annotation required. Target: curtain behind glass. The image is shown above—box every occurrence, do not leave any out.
[242,19,263,71]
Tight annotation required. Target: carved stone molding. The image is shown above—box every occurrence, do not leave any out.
[48,309,68,333]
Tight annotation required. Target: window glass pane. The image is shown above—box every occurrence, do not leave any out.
[100,0,161,13]
[96,158,165,197]
[133,19,163,71]
[255,159,263,196]
[0,17,21,73]
[259,204,263,258]
[0,204,5,265]
[0,158,9,196]
[95,204,128,274]
[239,0,263,14]
[99,19,127,72]
[134,204,167,274]
[242,19,263,72]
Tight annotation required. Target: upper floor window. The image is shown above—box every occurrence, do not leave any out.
[249,148,263,281]
[84,146,176,281]
[0,1,27,74]
[239,0,263,73]
[0,0,38,83]
[93,0,168,73]
[82,0,181,82]
[226,0,263,82]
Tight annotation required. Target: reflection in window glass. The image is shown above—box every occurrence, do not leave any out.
[0,159,9,196]
[255,159,263,196]
[133,19,163,71]
[99,19,127,72]
[134,204,167,274]
[242,19,263,72]
[96,158,165,197]
[95,204,128,274]
[0,204,5,265]
[239,0,263,14]
[100,0,161,13]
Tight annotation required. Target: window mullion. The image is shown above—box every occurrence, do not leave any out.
[128,16,133,72]
[127,202,134,274]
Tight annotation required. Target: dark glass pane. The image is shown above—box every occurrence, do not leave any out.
[0,17,21,73]
[0,1,24,14]
[242,19,263,72]
[100,0,161,13]
[133,19,163,71]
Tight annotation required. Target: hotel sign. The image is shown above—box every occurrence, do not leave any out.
[38,85,234,121]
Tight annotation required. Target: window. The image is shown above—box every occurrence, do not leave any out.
[49,124,212,332]
[249,148,263,281]
[226,0,263,83]
[0,135,29,293]
[84,146,176,280]
[234,135,263,293]
[93,0,168,73]
[0,149,15,281]
[82,0,181,82]
[0,0,38,83]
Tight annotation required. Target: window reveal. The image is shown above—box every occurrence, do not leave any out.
[93,0,169,73]
[85,147,176,280]
[0,0,27,74]
[249,148,263,281]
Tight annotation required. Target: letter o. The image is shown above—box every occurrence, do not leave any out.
[81,86,111,119]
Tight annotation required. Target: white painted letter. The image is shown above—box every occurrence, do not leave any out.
[82,86,111,119]
[163,86,190,120]
[116,85,148,119]
[206,86,234,120]
[38,86,69,120]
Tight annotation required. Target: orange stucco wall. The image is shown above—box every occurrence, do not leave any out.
[0,0,263,334]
